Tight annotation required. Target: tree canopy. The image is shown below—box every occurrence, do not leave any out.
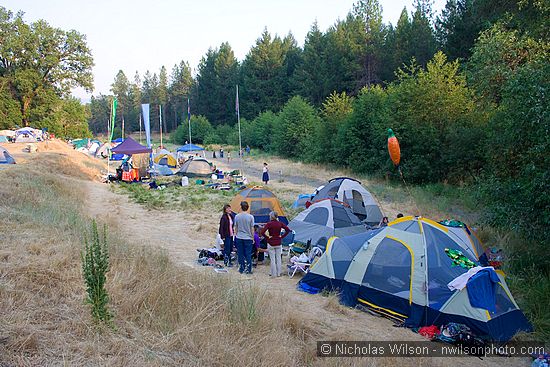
[0,7,93,137]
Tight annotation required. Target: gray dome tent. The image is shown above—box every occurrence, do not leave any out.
[312,177,383,225]
[289,199,366,251]
[177,157,212,177]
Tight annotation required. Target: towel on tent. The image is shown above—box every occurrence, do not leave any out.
[466,268,500,312]
[447,266,494,291]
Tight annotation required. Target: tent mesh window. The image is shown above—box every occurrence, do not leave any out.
[492,285,518,317]
[250,200,274,216]
[348,190,366,215]
[304,207,329,226]
[362,238,412,300]
[326,185,340,198]
[424,224,477,309]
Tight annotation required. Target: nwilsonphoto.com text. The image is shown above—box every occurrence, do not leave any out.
[317,341,545,358]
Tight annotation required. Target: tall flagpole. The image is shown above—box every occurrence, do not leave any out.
[107,99,112,177]
[187,97,192,146]
[159,105,163,148]
[108,98,117,178]
[236,85,244,178]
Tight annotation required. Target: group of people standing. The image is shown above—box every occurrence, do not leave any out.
[218,201,290,276]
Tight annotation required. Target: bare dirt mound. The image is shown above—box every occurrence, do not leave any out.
[1,139,106,180]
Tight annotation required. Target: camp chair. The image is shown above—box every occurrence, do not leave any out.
[287,252,310,277]
[286,247,322,277]
[288,239,311,258]
[287,261,311,278]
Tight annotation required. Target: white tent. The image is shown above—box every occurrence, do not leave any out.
[14,128,38,143]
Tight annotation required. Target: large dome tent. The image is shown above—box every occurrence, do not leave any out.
[300,216,532,342]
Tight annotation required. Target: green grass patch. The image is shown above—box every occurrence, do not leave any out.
[112,180,235,212]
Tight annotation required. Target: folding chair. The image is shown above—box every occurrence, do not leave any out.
[287,261,311,278]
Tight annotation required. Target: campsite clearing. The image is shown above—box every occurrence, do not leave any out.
[0,140,531,366]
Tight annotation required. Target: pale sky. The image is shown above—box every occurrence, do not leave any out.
[2,0,446,102]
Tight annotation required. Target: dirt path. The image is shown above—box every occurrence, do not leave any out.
[211,152,327,188]
[81,155,524,367]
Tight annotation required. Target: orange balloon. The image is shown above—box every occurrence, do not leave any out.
[387,129,401,166]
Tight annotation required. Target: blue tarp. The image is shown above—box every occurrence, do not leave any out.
[177,143,205,152]
[292,193,313,208]
[110,154,125,161]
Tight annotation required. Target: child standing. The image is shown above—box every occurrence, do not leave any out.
[262,162,269,185]
[253,225,261,266]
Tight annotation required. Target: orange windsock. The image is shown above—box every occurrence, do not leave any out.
[387,128,401,166]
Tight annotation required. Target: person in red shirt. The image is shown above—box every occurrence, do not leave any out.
[260,211,291,277]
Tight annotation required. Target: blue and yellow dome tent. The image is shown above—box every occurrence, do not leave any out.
[299,216,532,342]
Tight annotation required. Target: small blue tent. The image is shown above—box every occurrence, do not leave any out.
[0,146,16,164]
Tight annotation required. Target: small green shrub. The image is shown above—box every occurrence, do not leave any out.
[81,220,112,324]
